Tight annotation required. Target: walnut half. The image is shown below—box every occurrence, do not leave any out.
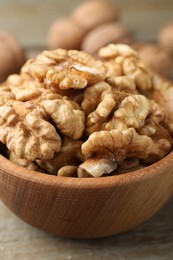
[78,128,153,177]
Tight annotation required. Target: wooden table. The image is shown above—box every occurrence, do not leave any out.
[0,199,173,259]
[0,0,173,259]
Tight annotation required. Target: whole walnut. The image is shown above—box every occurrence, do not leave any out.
[132,43,173,79]
[81,22,133,55]
[48,18,86,50]
[71,0,119,32]
[158,20,173,56]
[0,31,26,83]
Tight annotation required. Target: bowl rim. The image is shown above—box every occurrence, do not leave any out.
[0,151,173,190]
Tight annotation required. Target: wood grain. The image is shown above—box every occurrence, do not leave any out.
[0,199,173,260]
[0,152,173,239]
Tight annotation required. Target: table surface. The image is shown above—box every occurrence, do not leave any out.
[0,0,173,259]
[0,199,173,260]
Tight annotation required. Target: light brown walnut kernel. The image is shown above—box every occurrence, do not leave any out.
[148,99,165,124]
[0,101,61,161]
[9,151,44,172]
[105,94,150,131]
[123,57,153,90]
[78,155,117,178]
[99,43,138,59]
[7,71,83,105]
[37,138,84,175]
[106,75,137,94]
[7,74,44,102]
[0,84,15,105]
[103,60,123,77]
[41,97,85,139]
[57,166,77,177]
[82,77,138,135]
[151,76,173,135]
[138,119,172,164]
[82,81,116,134]
[79,128,153,177]
[82,128,152,161]
[98,44,153,91]
[22,49,106,91]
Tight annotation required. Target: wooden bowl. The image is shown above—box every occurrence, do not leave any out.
[0,152,173,239]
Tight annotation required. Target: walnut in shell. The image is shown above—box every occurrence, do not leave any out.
[48,18,86,50]
[132,43,173,79]
[71,0,119,31]
[0,31,26,83]
[158,20,173,56]
[81,22,133,55]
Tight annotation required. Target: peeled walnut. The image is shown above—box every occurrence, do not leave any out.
[0,84,15,105]
[41,97,85,139]
[151,76,173,135]
[132,43,173,78]
[57,166,77,177]
[138,119,172,164]
[0,31,26,83]
[37,138,84,175]
[22,49,106,91]
[48,18,86,50]
[71,0,119,32]
[0,101,61,161]
[78,128,153,177]
[6,74,44,102]
[158,20,173,56]
[81,22,133,55]
[82,81,116,134]
[82,77,137,135]
[105,94,150,131]
[6,74,65,104]
[106,75,137,94]
[98,44,153,91]
[9,151,44,172]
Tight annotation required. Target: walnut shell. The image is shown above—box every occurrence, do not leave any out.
[71,0,119,31]
[48,17,86,50]
[0,31,26,83]
[132,43,173,79]
[158,20,173,56]
[81,22,133,55]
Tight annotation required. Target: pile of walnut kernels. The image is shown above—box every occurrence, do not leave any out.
[0,44,173,177]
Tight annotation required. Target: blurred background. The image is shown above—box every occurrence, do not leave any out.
[0,0,173,82]
[0,0,172,48]
[0,0,173,81]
